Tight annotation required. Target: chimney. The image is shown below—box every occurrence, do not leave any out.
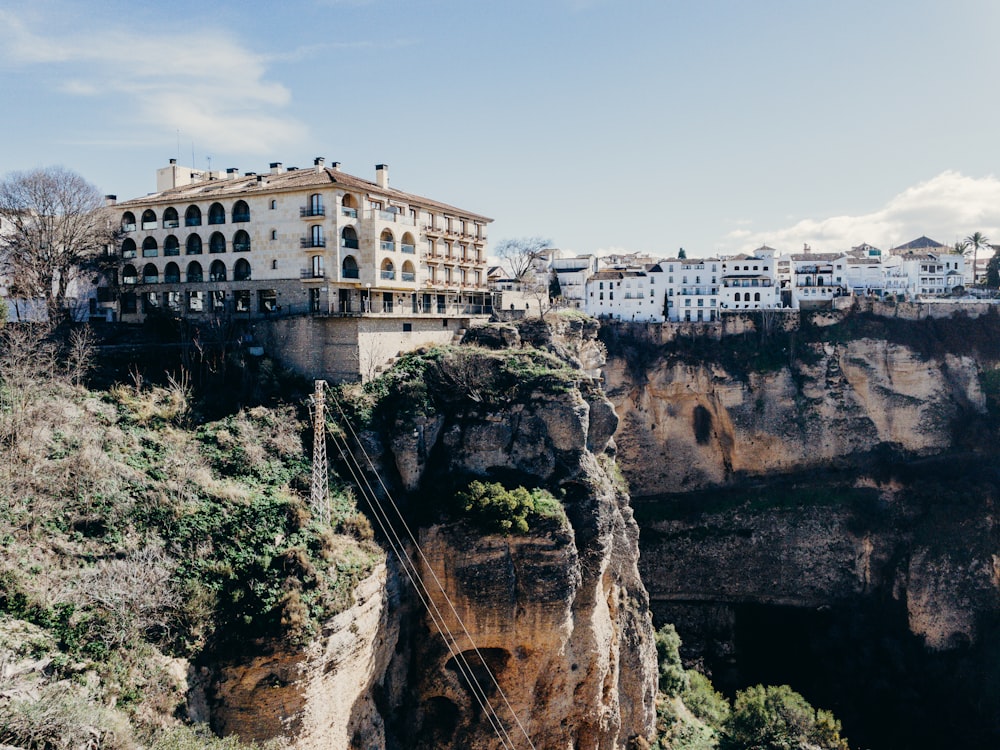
[314,157,325,172]
[104,195,117,206]
[169,158,177,165]
[330,161,341,172]
[270,162,284,175]
[226,167,239,179]
[375,164,389,189]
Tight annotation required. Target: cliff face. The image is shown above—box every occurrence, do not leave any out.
[604,336,987,494]
[206,318,658,749]
[602,317,1000,749]
[375,323,657,750]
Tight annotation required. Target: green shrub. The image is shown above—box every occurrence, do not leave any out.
[454,480,562,534]
[654,623,688,697]
[720,684,849,750]
[683,670,730,730]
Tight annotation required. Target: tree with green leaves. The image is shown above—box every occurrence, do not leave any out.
[963,231,990,287]
[986,252,1000,289]
[720,684,849,750]
[678,248,687,259]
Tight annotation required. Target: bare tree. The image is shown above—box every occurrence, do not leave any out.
[0,167,117,323]
[494,236,552,282]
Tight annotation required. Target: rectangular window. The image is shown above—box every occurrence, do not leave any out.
[234,290,250,312]
[403,322,412,332]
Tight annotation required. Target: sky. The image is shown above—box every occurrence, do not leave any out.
[2,0,999,258]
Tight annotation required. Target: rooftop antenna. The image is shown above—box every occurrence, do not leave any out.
[207,155,212,172]
[176,129,180,163]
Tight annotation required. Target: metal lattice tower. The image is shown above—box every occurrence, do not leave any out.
[310,379,330,525]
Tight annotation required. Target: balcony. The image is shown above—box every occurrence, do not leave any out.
[381,270,396,280]
[185,218,201,227]
[380,240,395,252]
[342,268,360,279]
[402,272,416,282]
[301,237,326,248]
[368,210,415,226]
[141,221,157,230]
[232,212,250,223]
[341,237,359,250]
[122,250,136,260]
[341,207,358,218]
[300,206,325,218]
[122,223,136,232]
[401,243,416,254]
[300,269,327,279]
[163,219,179,229]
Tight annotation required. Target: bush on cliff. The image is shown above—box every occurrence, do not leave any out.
[455,480,564,534]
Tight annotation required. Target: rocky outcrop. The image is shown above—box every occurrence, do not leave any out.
[207,564,398,748]
[206,320,658,749]
[605,337,987,494]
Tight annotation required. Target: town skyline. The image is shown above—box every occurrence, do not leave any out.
[2,0,999,256]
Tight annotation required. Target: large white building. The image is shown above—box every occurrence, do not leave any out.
[584,268,663,321]
[719,247,779,311]
[110,158,493,321]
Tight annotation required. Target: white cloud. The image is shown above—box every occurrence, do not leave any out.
[0,9,307,154]
[725,172,1000,253]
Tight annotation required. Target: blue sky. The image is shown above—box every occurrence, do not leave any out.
[3,0,1000,256]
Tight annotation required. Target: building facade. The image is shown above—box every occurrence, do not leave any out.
[719,247,779,311]
[111,159,493,321]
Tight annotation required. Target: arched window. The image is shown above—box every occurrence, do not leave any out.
[401,232,416,254]
[143,263,159,284]
[185,205,202,227]
[122,264,138,284]
[209,232,226,254]
[270,199,277,210]
[341,194,358,218]
[342,255,359,279]
[209,260,227,282]
[142,237,158,258]
[232,200,250,223]
[164,262,180,283]
[306,193,323,217]
[270,229,277,240]
[380,258,395,280]
[734,292,741,301]
[122,238,136,259]
[186,261,203,283]
[186,234,203,255]
[208,202,225,225]
[754,292,761,302]
[141,209,157,230]
[164,235,180,256]
[341,226,358,249]
[401,260,416,282]
[233,230,250,253]
[162,207,179,228]
[380,230,395,252]
[121,212,136,231]
[233,258,252,281]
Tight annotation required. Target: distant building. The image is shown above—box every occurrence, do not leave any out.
[719,246,779,311]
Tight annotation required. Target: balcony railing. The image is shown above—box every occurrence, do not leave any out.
[402,272,415,282]
[381,270,396,280]
[300,206,325,217]
[122,223,136,232]
[232,212,250,223]
[233,241,251,253]
[401,243,415,254]
[342,207,358,218]
[300,269,327,279]
[368,210,415,226]
[143,275,159,284]
[141,221,157,230]
[342,268,360,279]
[163,219,179,229]
[301,237,326,248]
[341,237,359,250]
[122,250,136,260]
[380,240,395,252]
[185,217,201,227]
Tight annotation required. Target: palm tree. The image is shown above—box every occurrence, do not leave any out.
[964,232,990,287]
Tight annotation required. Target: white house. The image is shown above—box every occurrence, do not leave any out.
[719,246,779,311]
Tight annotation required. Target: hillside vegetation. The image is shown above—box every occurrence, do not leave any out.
[0,325,379,749]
